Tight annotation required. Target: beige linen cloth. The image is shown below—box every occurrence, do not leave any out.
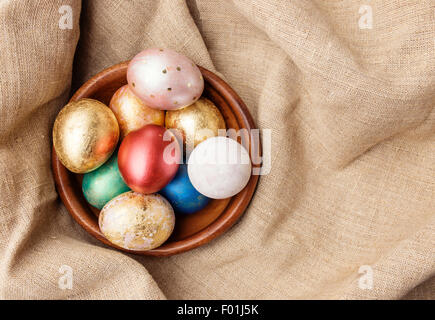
[0,0,433,299]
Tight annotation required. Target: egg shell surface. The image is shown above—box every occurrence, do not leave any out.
[188,137,252,199]
[127,48,204,110]
[82,153,130,210]
[160,164,210,214]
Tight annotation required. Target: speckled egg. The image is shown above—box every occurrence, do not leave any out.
[160,164,210,214]
[82,153,130,210]
[188,137,252,199]
[127,48,204,110]
[99,192,175,251]
[109,85,165,139]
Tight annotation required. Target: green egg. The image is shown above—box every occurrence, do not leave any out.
[82,153,130,210]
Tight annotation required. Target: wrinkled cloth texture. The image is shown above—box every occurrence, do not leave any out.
[0,0,434,300]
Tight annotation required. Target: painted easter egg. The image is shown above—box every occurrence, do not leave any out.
[53,98,119,173]
[99,192,175,251]
[160,164,210,214]
[118,124,181,194]
[165,97,226,153]
[82,153,130,210]
[109,85,165,139]
[127,48,204,110]
[188,137,252,199]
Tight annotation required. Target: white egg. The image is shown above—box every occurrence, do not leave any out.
[187,137,252,199]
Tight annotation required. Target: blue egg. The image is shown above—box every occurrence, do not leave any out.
[160,164,210,214]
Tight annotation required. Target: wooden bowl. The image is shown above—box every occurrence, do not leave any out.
[52,61,260,256]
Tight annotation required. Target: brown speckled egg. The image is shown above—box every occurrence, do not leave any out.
[99,192,175,251]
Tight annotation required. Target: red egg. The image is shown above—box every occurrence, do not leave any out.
[118,125,181,194]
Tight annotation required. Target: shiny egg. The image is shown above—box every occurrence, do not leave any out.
[127,48,204,110]
[82,153,130,210]
[53,98,119,173]
[188,137,252,199]
[118,124,181,194]
[160,164,210,214]
[109,85,165,139]
[99,192,175,251]
[165,97,226,152]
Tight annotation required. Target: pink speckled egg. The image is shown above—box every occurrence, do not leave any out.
[127,48,204,110]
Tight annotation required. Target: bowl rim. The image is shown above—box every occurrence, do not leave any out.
[51,61,260,256]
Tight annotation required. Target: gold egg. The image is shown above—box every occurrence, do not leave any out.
[99,192,175,251]
[53,98,119,173]
[109,85,165,139]
[165,98,226,150]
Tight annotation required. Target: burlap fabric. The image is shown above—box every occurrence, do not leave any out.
[0,0,433,299]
